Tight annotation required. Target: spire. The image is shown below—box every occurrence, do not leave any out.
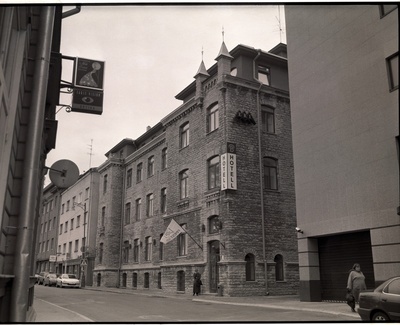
[215,28,233,60]
[194,47,209,77]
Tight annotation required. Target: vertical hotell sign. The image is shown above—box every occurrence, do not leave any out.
[221,143,237,190]
[72,57,105,115]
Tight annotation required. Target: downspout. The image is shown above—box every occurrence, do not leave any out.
[253,50,269,295]
[62,5,81,19]
[10,6,55,322]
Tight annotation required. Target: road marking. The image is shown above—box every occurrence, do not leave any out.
[36,298,94,322]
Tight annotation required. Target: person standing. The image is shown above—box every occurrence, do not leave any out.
[347,263,367,311]
[193,269,202,296]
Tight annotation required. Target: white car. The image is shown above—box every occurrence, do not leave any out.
[56,274,80,288]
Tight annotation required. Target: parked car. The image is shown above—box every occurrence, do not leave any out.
[358,276,400,321]
[34,274,40,284]
[44,273,57,286]
[37,272,49,285]
[56,274,80,288]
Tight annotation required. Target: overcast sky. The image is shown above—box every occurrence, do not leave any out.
[44,4,286,185]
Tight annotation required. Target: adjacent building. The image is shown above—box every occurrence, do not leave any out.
[285,4,399,301]
[57,168,100,286]
[94,42,299,296]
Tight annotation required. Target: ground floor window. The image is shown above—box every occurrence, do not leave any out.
[158,272,162,289]
[177,270,185,291]
[132,273,137,288]
[245,253,255,281]
[274,254,284,281]
[122,273,127,287]
[144,272,149,288]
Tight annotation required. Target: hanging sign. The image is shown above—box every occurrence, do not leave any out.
[73,57,105,90]
[71,88,103,115]
[221,143,237,190]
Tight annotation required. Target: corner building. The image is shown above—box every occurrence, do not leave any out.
[94,42,298,296]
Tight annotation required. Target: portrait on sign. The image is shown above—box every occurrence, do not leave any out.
[74,57,105,90]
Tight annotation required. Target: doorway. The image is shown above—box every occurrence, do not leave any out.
[208,240,220,293]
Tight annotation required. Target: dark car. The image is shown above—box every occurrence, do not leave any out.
[37,272,49,285]
[358,276,400,321]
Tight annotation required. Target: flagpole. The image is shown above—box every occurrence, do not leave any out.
[181,223,203,251]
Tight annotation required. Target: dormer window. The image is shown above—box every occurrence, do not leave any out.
[258,66,270,85]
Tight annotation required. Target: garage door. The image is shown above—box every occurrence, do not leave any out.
[318,231,375,301]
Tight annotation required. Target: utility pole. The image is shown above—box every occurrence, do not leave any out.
[74,202,87,288]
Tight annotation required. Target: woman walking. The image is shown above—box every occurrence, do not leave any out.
[347,263,367,312]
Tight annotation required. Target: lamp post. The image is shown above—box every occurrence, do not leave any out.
[74,202,87,288]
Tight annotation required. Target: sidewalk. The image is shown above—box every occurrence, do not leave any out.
[35,285,361,322]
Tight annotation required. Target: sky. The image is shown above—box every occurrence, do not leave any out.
[44,4,287,185]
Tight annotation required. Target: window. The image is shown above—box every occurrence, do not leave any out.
[125,203,131,225]
[126,168,132,188]
[133,239,140,262]
[77,215,80,227]
[384,278,400,295]
[144,273,150,288]
[146,194,154,217]
[380,4,397,17]
[179,170,189,199]
[44,222,47,233]
[208,156,220,190]
[230,67,237,76]
[70,219,74,230]
[135,198,141,221]
[145,236,152,261]
[147,156,154,177]
[263,157,278,190]
[72,196,76,209]
[177,270,185,291]
[159,234,164,261]
[59,224,63,235]
[68,241,72,254]
[66,200,70,211]
[258,66,270,85]
[99,243,103,264]
[161,148,168,170]
[180,122,190,148]
[261,106,275,133]
[177,224,187,256]
[61,204,65,214]
[209,215,221,234]
[103,174,108,194]
[65,221,68,232]
[160,188,167,214]
[274,254,284,281]
[85,187,90,199]
[74,239,79,252]
[51,238,54,250]
[101,207,105,227]
[136,163,143,183]
[207,104,219,133]
[63,243,66,254]
[245,253,255,281]
[123,241,129,263]
[132,273,138,288]
[386,52,398,91]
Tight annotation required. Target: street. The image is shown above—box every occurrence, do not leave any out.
[34,285,359,322]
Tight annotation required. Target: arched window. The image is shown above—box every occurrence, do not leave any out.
[245,253,255,281]
[274,254,284,281]
[144,272,150,288]
[263,157,278,190]
[230,67,237,76]
[208,156,220,190]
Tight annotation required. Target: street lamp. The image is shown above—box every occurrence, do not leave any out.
[74,202,87,288]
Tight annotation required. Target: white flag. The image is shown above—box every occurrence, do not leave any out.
[160,219,185,244]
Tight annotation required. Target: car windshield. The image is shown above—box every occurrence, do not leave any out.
[67,274,77,279]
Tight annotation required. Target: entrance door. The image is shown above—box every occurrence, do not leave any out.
[318,231,375,301]
[209,240,220,293]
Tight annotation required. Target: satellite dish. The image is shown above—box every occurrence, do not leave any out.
[49,159,79,189]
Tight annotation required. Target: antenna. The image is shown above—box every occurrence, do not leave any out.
[222,26,225,42]
[88,139,93,168]
[201,46,204,60]
[275,5,284,43]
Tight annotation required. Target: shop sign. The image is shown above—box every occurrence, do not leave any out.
[221,142,237,190]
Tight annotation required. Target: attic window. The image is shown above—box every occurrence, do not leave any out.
[230,68,237,76]
[258,66,270,85]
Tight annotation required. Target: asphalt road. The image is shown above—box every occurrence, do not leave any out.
[34,285,357,322]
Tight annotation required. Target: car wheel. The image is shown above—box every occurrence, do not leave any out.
[372,312,389,321]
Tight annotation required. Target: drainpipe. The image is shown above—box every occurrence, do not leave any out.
[253,50,269,295]
[10,6,55,322]
[62,5,81,19]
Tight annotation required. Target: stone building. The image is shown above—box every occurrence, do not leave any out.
[94,42,298,296]
[285,4,399,301]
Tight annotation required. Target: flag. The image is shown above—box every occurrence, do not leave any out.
[160,219,185,244]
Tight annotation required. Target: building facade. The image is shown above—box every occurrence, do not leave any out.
[285,4,399,301]
[36,183,61,274]
[0,6,63,322]
[57,168,100,286]
[94,42,299,296]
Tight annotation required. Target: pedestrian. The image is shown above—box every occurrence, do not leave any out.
[193,269,202,296]
[347,263,367,312]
